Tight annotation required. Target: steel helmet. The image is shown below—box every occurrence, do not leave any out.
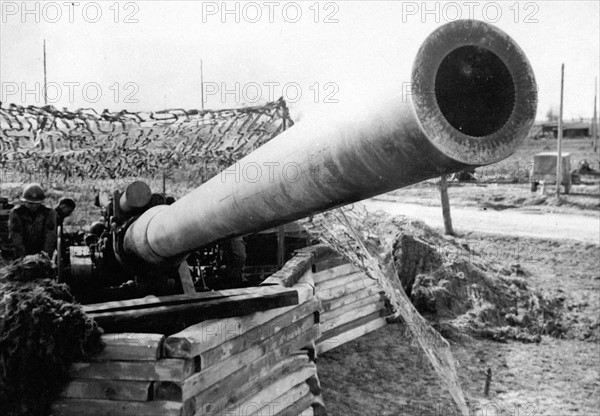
[21,183,46,203]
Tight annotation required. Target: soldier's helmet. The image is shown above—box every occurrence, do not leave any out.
[21,183,46,204]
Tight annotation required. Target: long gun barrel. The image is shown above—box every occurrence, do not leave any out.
[123,20,537,267]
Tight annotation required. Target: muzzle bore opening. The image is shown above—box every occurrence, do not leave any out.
[435,45,516,137]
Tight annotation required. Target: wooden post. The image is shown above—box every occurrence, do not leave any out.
[200,59,205,111]
[177,261,196,295]
[484,368,492,397]
[277,226,285,270]
[556,63,564,198]
[439,174,454,235]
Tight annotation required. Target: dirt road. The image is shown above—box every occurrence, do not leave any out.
[362,199,600,245]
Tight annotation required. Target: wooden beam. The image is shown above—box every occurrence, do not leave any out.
[159,318,318,401]
[241,376,312,416]
[312,255,347,273]
[92,333,165,361]
[199,312,317,373]
[51,399,188,416]
[316,271,367,291]
[89,288,300,334]
[321,300,385,333]
[274,393,316,416]
[84,285,297,315]
[191,355,315,416]
[319,310,385,344]
[249,381,311,416]
[312,263,356,284]
[317,277,378,302]
[320,285,383,314]
[318,315,387,354]
[60,379,152,401]
[164,297,320,359]
[321,292,384,324]
[69,358,194,382]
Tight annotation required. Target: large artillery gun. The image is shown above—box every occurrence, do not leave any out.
[60,20,537,304]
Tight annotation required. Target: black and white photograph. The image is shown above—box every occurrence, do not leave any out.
[0,1,598,415]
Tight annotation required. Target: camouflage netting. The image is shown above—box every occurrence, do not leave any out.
[306,206,565,343]
[0,254,104,416]
[0,98,293,180]
[304,206,568,414]
[304,207,470,416]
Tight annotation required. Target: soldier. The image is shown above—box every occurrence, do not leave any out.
[9,184,57,258]
[221,236,247,286]
[55,198,76,230]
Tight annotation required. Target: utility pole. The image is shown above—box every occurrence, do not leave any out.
[556,63,564,198]
[593,77,598,153]
[200,59,205,111]
[43,39,48,106]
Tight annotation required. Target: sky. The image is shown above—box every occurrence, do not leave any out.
[1,1,598,122]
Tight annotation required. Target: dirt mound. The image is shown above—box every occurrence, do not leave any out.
[391,218,565,343]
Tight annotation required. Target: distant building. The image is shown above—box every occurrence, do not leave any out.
[539,121,591,138]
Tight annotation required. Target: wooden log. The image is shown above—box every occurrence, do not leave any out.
[312,255,347,273]
[317,277,377,302]
[246,379,311,416]
[84,285,298,315]
[293,244,337,265]
[261,252,313,287]
[60,379,152,401]
[312,263,356,284]
[273,391,316,416]
[199,305,319,369]
[91,333,164,361]
[318,316,387,354]
[321,292,384,324]
[315,271,366,291]
[161,322,318,402]
[69,358,195,382]
[319,310,384,344]
[164,297,320,359]
[189,343,314,415]
[194,356,316,415]
[51,399,190,416]
[89,288,300,334]
[321,301,384,336]
[320,284,383,314]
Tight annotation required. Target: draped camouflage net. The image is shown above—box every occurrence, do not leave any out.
[0,98,293,182]
[303,206,469,416]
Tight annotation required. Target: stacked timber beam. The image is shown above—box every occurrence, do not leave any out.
[311,254,388,354]
[51,245,390,415]
[260,245,389,354]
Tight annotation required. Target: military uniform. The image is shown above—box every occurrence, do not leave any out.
[9,204,57,258]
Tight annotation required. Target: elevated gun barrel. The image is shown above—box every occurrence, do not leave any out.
[124,20,537,266]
